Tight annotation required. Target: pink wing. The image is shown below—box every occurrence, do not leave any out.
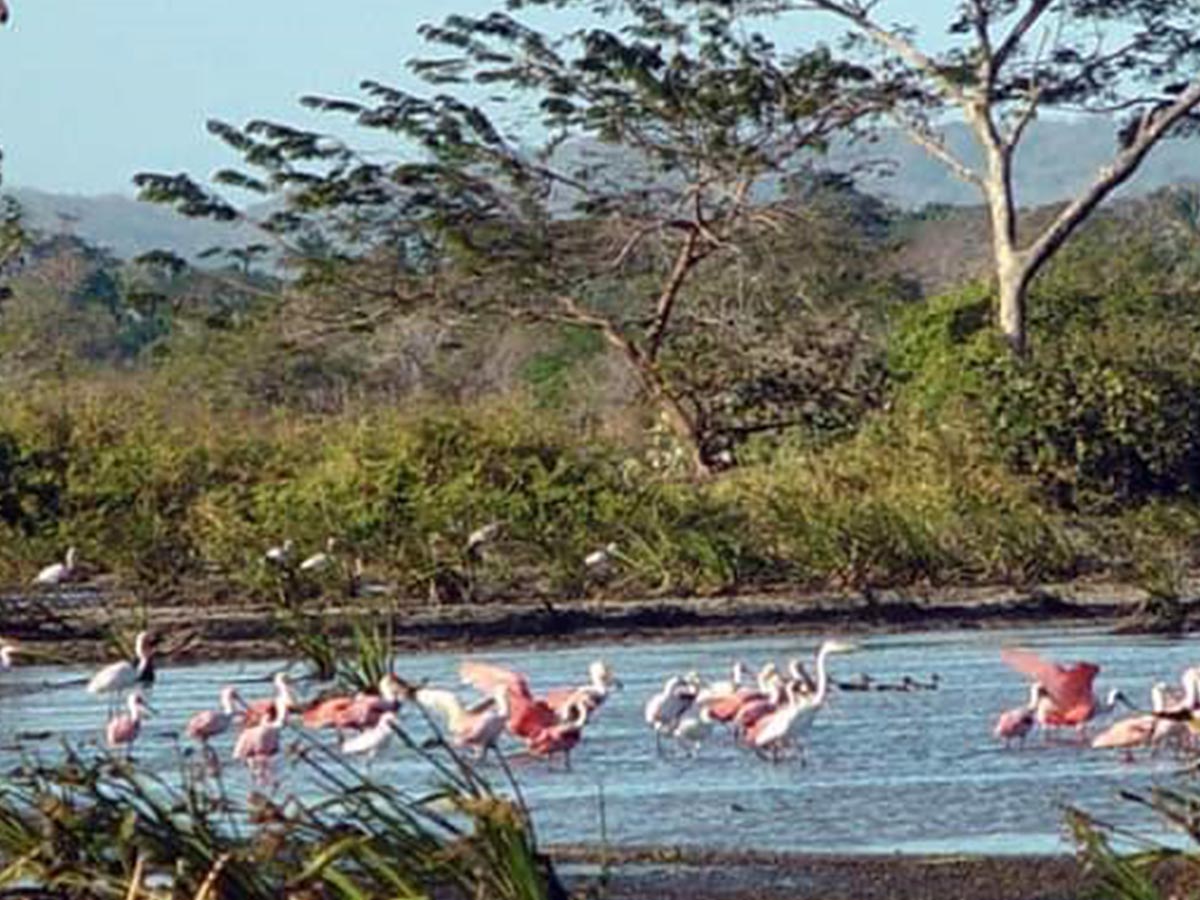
[186,710,220,740]
[460,661,533,701]
[1001,648,1099,710]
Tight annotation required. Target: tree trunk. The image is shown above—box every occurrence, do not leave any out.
[996,255,1030,357]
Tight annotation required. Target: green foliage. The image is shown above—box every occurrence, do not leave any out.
[0,735,561,900]
[887,223,1200,511]
[520,325,604,410]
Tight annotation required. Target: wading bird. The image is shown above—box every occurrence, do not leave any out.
[745,639,857,761]
[672,705,717,756]
[1001,648,1104,730]
[994,682,1044,747]
[264,539,294,567]
[460,660,560,741]
[583,542,619,570]
[644,675,697,752]
[186,686,244,745]
[0,642,16,670]
[87,631,155,709]
[34,546,77,587]
[106,690,151,752]
[234,694,288,783]
[299,537,337,573]
[544,660,622,719]
[303,675,403,731]
[341,711,399,761]
[465,522,501,561]
[527,700,590,767]
[243,672,301,727]
[415,686,508,759]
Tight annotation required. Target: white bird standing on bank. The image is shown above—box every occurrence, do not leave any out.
[87,631,155,708]
[34,546,78,587]
[299,537,337,573]
[0,642,16,670]
[264,539,294,567]
[466,522,502,561]
[584,542,619,569]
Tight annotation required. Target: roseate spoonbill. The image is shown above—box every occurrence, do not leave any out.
[106,691,152,751]
[994,682,1045,747]
[302,675,402,731]
[694,661,749,706]
[1097,676,1200,756]
[466,522,501,561]
[527,701,590,767]
[460,660,559,740]
[234,695,288,782]
[341,712,400,761]
[416,686,508,758]
[186,686,244,744]
[264,539,294,567]
[644,675,697,753]
[1002,647,1105,729]
[746,639,857,761]
[87,631,155,709]
[703,662,780,724]
[34,547,77,587]
[299,537,337,573]
[243,673,300,727]
[545,660,623,718]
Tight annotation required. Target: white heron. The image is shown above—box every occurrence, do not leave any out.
[584,542,619,569]
[644,675,696,752]
[34,547,77,587]
[466,522,501,560]
[746,639,857,761]
[0,642,16,670]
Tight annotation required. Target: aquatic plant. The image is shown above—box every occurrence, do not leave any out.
[0,726,564,900]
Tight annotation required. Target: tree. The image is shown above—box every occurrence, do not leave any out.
[135,2,892,477]
[768,0,1200,355]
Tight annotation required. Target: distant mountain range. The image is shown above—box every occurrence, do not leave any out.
[5,118,1198,262]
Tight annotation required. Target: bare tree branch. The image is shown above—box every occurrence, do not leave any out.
[890,113,984,186]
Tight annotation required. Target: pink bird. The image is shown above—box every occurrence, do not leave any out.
[106,691,151,751]
[243,673,300,727]
[543,660,622,720]
[416,686,509,759]
[993,682,1044,747]
[460,660,559,741]
[1092,681,1195,755]
[233,695,288,783]
[303,675,403,731]
[1001,648,1102,728]
[186,686,244,744]
[527,701,590,767]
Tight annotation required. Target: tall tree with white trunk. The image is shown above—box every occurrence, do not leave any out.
[786,0,1200,355]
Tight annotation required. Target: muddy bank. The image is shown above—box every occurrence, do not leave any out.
[0,577,1184,664]
[552,846,1098,900]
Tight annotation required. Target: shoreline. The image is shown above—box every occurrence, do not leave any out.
[549,845,1097,900]
[1,577,1181,664]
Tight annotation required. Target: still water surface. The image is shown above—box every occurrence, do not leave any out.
[1,626,1197,855]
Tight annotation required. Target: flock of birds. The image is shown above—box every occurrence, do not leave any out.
[992,647,1200,757]
[0,631,908,781]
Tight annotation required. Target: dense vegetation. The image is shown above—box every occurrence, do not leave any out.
[1,182,1199,609]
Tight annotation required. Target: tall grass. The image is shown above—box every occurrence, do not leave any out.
[0,725,563,900]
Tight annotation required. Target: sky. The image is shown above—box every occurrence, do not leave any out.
[0,1,947,196]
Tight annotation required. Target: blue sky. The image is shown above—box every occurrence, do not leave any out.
[0,1,944,195]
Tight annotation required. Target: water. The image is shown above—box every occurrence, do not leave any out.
[1,625,1197,855]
